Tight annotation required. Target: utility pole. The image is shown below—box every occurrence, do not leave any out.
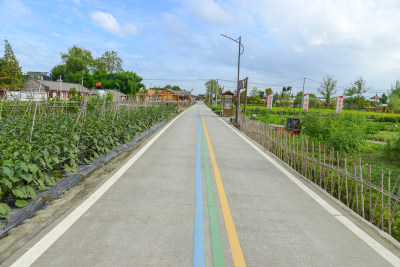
[221,34,244,124]
[215,79,218,107]
[236,37,241,124]
[301,77,306,110]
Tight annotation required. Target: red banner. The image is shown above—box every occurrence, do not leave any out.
[303,94,309,111]
[267,92,273,110]
[336,96,344,114]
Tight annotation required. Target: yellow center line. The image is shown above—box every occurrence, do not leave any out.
[200,111,246,267]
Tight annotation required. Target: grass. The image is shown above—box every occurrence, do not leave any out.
[357,142,400,185]
[367,131,400,142]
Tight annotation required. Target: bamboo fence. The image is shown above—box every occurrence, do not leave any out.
[239,114,400,240]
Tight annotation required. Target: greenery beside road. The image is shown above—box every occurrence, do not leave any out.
[0,103,178,218]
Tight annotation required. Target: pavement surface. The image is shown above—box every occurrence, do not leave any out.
[3,103,400,266]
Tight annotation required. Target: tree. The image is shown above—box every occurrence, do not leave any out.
[318,75,337,108]
[0,40,23,90]
[389,80,400,111]
[308,93,318,108]
[380,93,388,104]
[50,64,66,81]
[281,86,292,98]
[344,77,368,107]
[389,95,400,110]
[390,80,400,97]
[205,80,221,102]
[294,91,303,107]
[272,92,279,106]
[265,88,272,95]
[353,77,367,98]
[249,87,260,103]
[95,50,123,74]
[61,45,94,74]
[171,85,182,91]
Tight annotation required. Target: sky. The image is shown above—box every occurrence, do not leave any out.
[1,0,400,97]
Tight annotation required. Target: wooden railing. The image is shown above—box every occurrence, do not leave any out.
[239,114,400,240]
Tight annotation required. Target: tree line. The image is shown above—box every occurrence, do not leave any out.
[0,40,146,96]
[49,45,144,96]
[211,75,399,111]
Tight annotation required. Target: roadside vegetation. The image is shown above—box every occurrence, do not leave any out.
[0,99,177,218]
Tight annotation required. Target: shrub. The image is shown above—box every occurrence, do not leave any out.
[385,133,400,157]
[302,113,366,152]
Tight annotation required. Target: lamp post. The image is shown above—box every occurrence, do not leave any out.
[221,34,244,124]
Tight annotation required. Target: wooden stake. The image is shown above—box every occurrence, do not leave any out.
[360,158,365,218]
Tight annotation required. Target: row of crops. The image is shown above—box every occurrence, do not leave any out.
[246,108,400,123]
[0,102,178,218]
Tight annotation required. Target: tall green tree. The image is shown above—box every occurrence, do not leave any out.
[205,80,221,98]
[318,75,337,108]
[61,45,94,74]
[389,80,400,110]
[50,64,66,81]
[344,77,368,107]
[94,50,123,74]
[281,86,292,98]
[0,40,23,90]
[380,93,388,104]
[249,87,260,103]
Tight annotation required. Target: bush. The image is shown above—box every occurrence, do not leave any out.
[365,123,380,134]
[385,134,400,157]
[302,113,366,152]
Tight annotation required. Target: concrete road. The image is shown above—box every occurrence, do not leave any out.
[4,103,400,266]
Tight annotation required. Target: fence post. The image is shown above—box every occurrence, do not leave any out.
[344,155,349,207]
[360,158,365,218]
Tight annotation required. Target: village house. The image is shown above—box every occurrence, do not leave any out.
[20,79,90,100]
[24,71,52,81]
[137,89,192,103]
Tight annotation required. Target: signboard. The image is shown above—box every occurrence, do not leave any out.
[238,78,248,90]
[336,96,344,114]
[303,94,309,111]
[267,92,273,110]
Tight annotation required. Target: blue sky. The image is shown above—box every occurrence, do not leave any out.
[1,0,400,96]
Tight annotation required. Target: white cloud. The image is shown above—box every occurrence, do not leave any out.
[90,11,138,37]
[182,0,234,27]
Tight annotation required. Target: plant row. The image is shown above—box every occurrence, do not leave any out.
[0,105,178,218]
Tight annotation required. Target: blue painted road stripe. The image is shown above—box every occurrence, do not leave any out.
[193,107,205,267]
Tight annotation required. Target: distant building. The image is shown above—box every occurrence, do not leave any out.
[136,89,192,103]
[19,79,90,100]
[25,72,52,81]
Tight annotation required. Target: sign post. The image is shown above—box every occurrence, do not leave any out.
[303,94,309,111]
[267,92,273,110]
[242,77,249,117]
[336,96,344,114]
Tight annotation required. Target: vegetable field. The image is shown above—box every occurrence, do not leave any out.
[0,100,178,218]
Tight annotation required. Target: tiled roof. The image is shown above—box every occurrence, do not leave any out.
[37,80,90,93]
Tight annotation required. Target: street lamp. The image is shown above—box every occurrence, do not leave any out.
[221,34,244,124]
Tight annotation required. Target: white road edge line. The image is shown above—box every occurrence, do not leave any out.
[11,106,191,267]
[213,110,400,267]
